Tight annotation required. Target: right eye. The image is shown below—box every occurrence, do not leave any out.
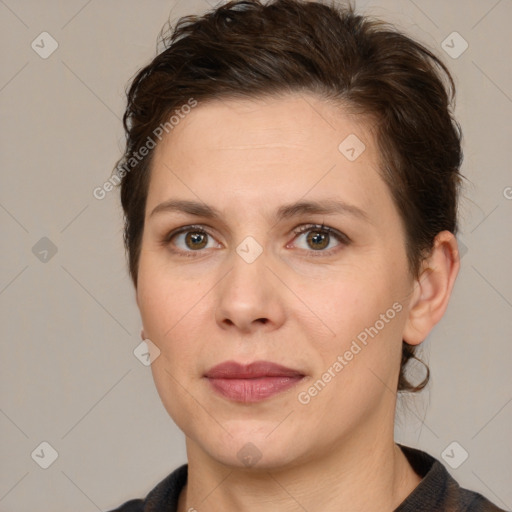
[164,225,222,257]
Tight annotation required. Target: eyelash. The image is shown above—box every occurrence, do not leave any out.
[162,223,350,258]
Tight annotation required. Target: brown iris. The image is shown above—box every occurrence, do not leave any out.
[185,231,208,250]
[306,230,329,250]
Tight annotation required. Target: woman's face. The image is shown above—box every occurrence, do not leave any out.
[137,93,416,470]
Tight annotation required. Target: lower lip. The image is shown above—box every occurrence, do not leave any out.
[206,376,304,403]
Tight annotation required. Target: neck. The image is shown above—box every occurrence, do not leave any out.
[178,423,421,512]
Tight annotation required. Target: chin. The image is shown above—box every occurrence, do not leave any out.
[199,428,305,470]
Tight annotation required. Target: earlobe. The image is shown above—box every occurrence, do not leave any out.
[403,231,460,346]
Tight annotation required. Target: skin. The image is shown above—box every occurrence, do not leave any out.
[136,92,460,511]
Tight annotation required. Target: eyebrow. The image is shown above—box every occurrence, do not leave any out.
[149,198,369,223]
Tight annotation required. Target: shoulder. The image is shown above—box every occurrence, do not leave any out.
[106,463,188,512]
[397,444,507,512]
[106,498,144,512]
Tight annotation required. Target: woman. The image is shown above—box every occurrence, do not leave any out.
[109,0,505,510]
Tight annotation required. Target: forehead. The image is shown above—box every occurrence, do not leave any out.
[158,93,371,159]
[147,93,392,224]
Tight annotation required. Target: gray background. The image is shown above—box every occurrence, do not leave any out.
[0,0,511,510]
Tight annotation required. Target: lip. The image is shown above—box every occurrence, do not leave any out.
[205,360,304,379]
[204,360,305,403]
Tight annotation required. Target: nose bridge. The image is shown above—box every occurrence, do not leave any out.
[215,238,284,331]
[224,239,271,306]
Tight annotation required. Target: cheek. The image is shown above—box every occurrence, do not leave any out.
[301,294,406,423]
[137,264,207,425]
[136,256,213,374]
[305,262,403,336]
[305,262,409,387]
[137,249,190,335]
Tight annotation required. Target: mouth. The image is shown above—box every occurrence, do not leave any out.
[204,360,306,403]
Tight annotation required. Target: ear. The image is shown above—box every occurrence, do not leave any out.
[402,231,460,346]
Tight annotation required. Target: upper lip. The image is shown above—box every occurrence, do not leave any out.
[204,360,304,379]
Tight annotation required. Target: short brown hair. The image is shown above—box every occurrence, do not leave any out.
[115,0,463,392]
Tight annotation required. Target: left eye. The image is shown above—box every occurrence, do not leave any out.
[290,225,348,253]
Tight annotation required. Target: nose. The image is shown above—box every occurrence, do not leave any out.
[214,247,286,334]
